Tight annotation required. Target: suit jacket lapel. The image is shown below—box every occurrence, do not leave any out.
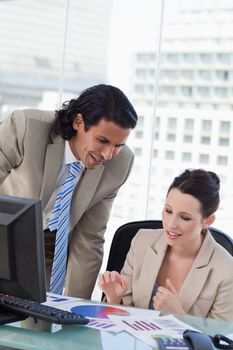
[179,232,215,313]
[137,234,167,308]
[69,164,104,230]
[40,133,65,207]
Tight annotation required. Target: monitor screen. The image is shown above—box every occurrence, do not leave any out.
[0,195,46,304]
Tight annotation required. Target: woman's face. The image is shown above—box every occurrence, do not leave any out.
[162,188,213,247]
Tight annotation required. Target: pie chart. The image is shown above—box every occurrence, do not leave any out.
[71,304,129,319]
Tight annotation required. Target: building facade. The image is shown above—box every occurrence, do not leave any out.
[0,0,111,117]
[111,1,233,233]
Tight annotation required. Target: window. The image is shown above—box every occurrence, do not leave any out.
[217,53,231,64]
[135,84,145,94]
[181,86,192,97]
[136,69,147,78]
[200,136,211,144]
[161,86,176,95]
[136,53,156,63]
[155,117,160,129]
[165,150,175,160]
[184,118,194,130]
[219,174,227,185]
[198,87,210,97]
[215,87,228,98]
[183,53,196,63]
[166,53,180,63]
[153,149,158,158]
[200,53,213,63]
[182,70,194,80]
[199,70,212,80]
[149,69,155,77]
[167,117,177,129]
[148,84,154,94]
[161,70,180,79]
[135,130,143,139]
[218,138,229,146]
[182,152,192,162]
[202,120,212,131]
[220,121,231,133]
[166,133,176,142]
[137,115,144,127]
[134,147,142,156]
[217,156,228,166]
[216,70,229,81]
[183,135,193,143]
[199,154,209,164]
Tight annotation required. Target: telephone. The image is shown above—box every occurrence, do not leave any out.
[156,329,214,350]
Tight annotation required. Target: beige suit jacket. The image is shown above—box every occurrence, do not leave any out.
[0,109,134,298]
[121,228,233,321]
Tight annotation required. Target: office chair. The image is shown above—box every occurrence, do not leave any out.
[105,220,163,274]
[208,226,233,256]
[105,220,233,274]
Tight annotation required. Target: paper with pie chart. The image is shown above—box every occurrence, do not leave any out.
[45,293,160,320]
[71,304,129,320]
[69,304,129,332]
[44,294,161,332]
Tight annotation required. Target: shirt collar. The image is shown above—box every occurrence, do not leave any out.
[64,141,84,169]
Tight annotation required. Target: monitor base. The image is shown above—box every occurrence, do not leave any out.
[0,308,26,325]
[20,317,61,333]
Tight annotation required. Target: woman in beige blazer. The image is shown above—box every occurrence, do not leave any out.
[99,169,233,321]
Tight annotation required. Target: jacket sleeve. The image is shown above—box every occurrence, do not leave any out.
[64,192,116,299]
[0,110,26,184]
[207,267,233,321]
[64,152,135,299]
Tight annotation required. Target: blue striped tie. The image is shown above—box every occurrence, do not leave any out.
[48,161,82,294]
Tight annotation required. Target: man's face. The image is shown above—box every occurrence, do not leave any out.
[69,114,132,169]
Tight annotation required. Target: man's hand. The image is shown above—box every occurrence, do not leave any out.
[153,278,185,315]
[98,271,128,304]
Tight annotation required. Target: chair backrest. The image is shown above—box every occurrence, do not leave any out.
[105,220,163,273]
[209,226,233,256]
[105,220,233,274]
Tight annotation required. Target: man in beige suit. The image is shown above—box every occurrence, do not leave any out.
[0,84,138,298]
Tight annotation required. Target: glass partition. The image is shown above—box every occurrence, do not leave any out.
[1,0,233,301]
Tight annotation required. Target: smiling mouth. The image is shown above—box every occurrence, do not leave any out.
[167,230,182,239]
[90,153,103,164]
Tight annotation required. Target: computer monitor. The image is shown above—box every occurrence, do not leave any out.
[0,195,46,323]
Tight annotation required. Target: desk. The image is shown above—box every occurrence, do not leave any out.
[0,306,232,350]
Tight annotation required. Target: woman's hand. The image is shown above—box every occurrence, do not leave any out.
[98,271,128,304]
[153,278,185,315]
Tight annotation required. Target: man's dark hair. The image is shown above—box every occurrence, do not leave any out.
[54,84,138,140]
[167,168,220,218]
